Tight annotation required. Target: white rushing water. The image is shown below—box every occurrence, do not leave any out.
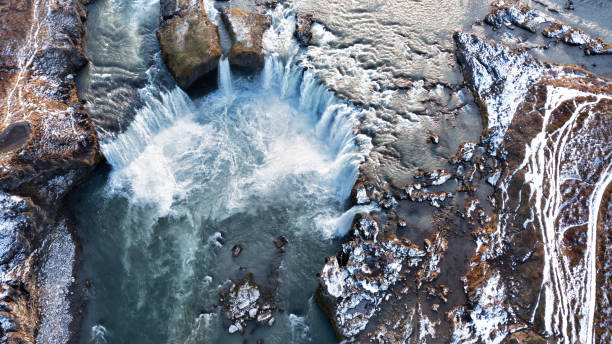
[101,58,369,230]
[99,0,372,230]
[75,1,374,342]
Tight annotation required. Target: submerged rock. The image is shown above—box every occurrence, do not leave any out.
[157,0,222,89]
[273,236,288,249]
[222,8,271,69]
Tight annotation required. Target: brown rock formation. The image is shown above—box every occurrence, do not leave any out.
[157,0,222,89]
[222,8,271,69]
[0,0,101,342]
[453,32,611,343]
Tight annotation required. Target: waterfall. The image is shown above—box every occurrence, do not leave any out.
[98,0,374,231]
[77,0,378,342]
[100,86,193,169]
[218,57,233,97]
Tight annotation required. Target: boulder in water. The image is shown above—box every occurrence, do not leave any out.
[232,244,243,257]
[157,0,222,89]
[221,8,271,69]
[273,236,288,249]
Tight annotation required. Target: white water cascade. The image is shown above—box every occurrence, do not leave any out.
[218,56,233,97]
[77,1,375,343]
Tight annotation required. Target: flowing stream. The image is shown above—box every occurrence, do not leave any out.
[71,0,371,343]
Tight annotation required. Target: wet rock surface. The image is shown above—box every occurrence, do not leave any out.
[294,12,314,46]
[0,0,101,342]
[157,0,222,89]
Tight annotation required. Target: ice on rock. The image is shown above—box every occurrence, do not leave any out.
[321,257,345,298]
[317,234,425,339]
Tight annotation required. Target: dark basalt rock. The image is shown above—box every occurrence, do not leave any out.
[485,0,611,55]
[232,244,243,257]
[350,214,380,242]
[399,183,453,208]
[452,31,612,343]
[316,234,426,340]
[426,132,439,144]
[448,141,476,164]
[273,236,288,249]
[295,12,314,46]
[413,168,452,186]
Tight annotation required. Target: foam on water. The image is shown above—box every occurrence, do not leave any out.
[76,1,374,342]
[99,0,372,226]
[90,325,108,344]
[218,56,233,97]
[289,313,311,342]
[101,69,366,224]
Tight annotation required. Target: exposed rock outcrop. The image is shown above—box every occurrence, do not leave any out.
[221,273,277,334]
[316,218,426,340]
[315,26,610,344]
[485,0,612,55]
[221,8,271,69]
[315,210,459,342]
[294,12,314,46]
[157,0,222,89]
[452,32,611,343]
[0,0,101,342]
